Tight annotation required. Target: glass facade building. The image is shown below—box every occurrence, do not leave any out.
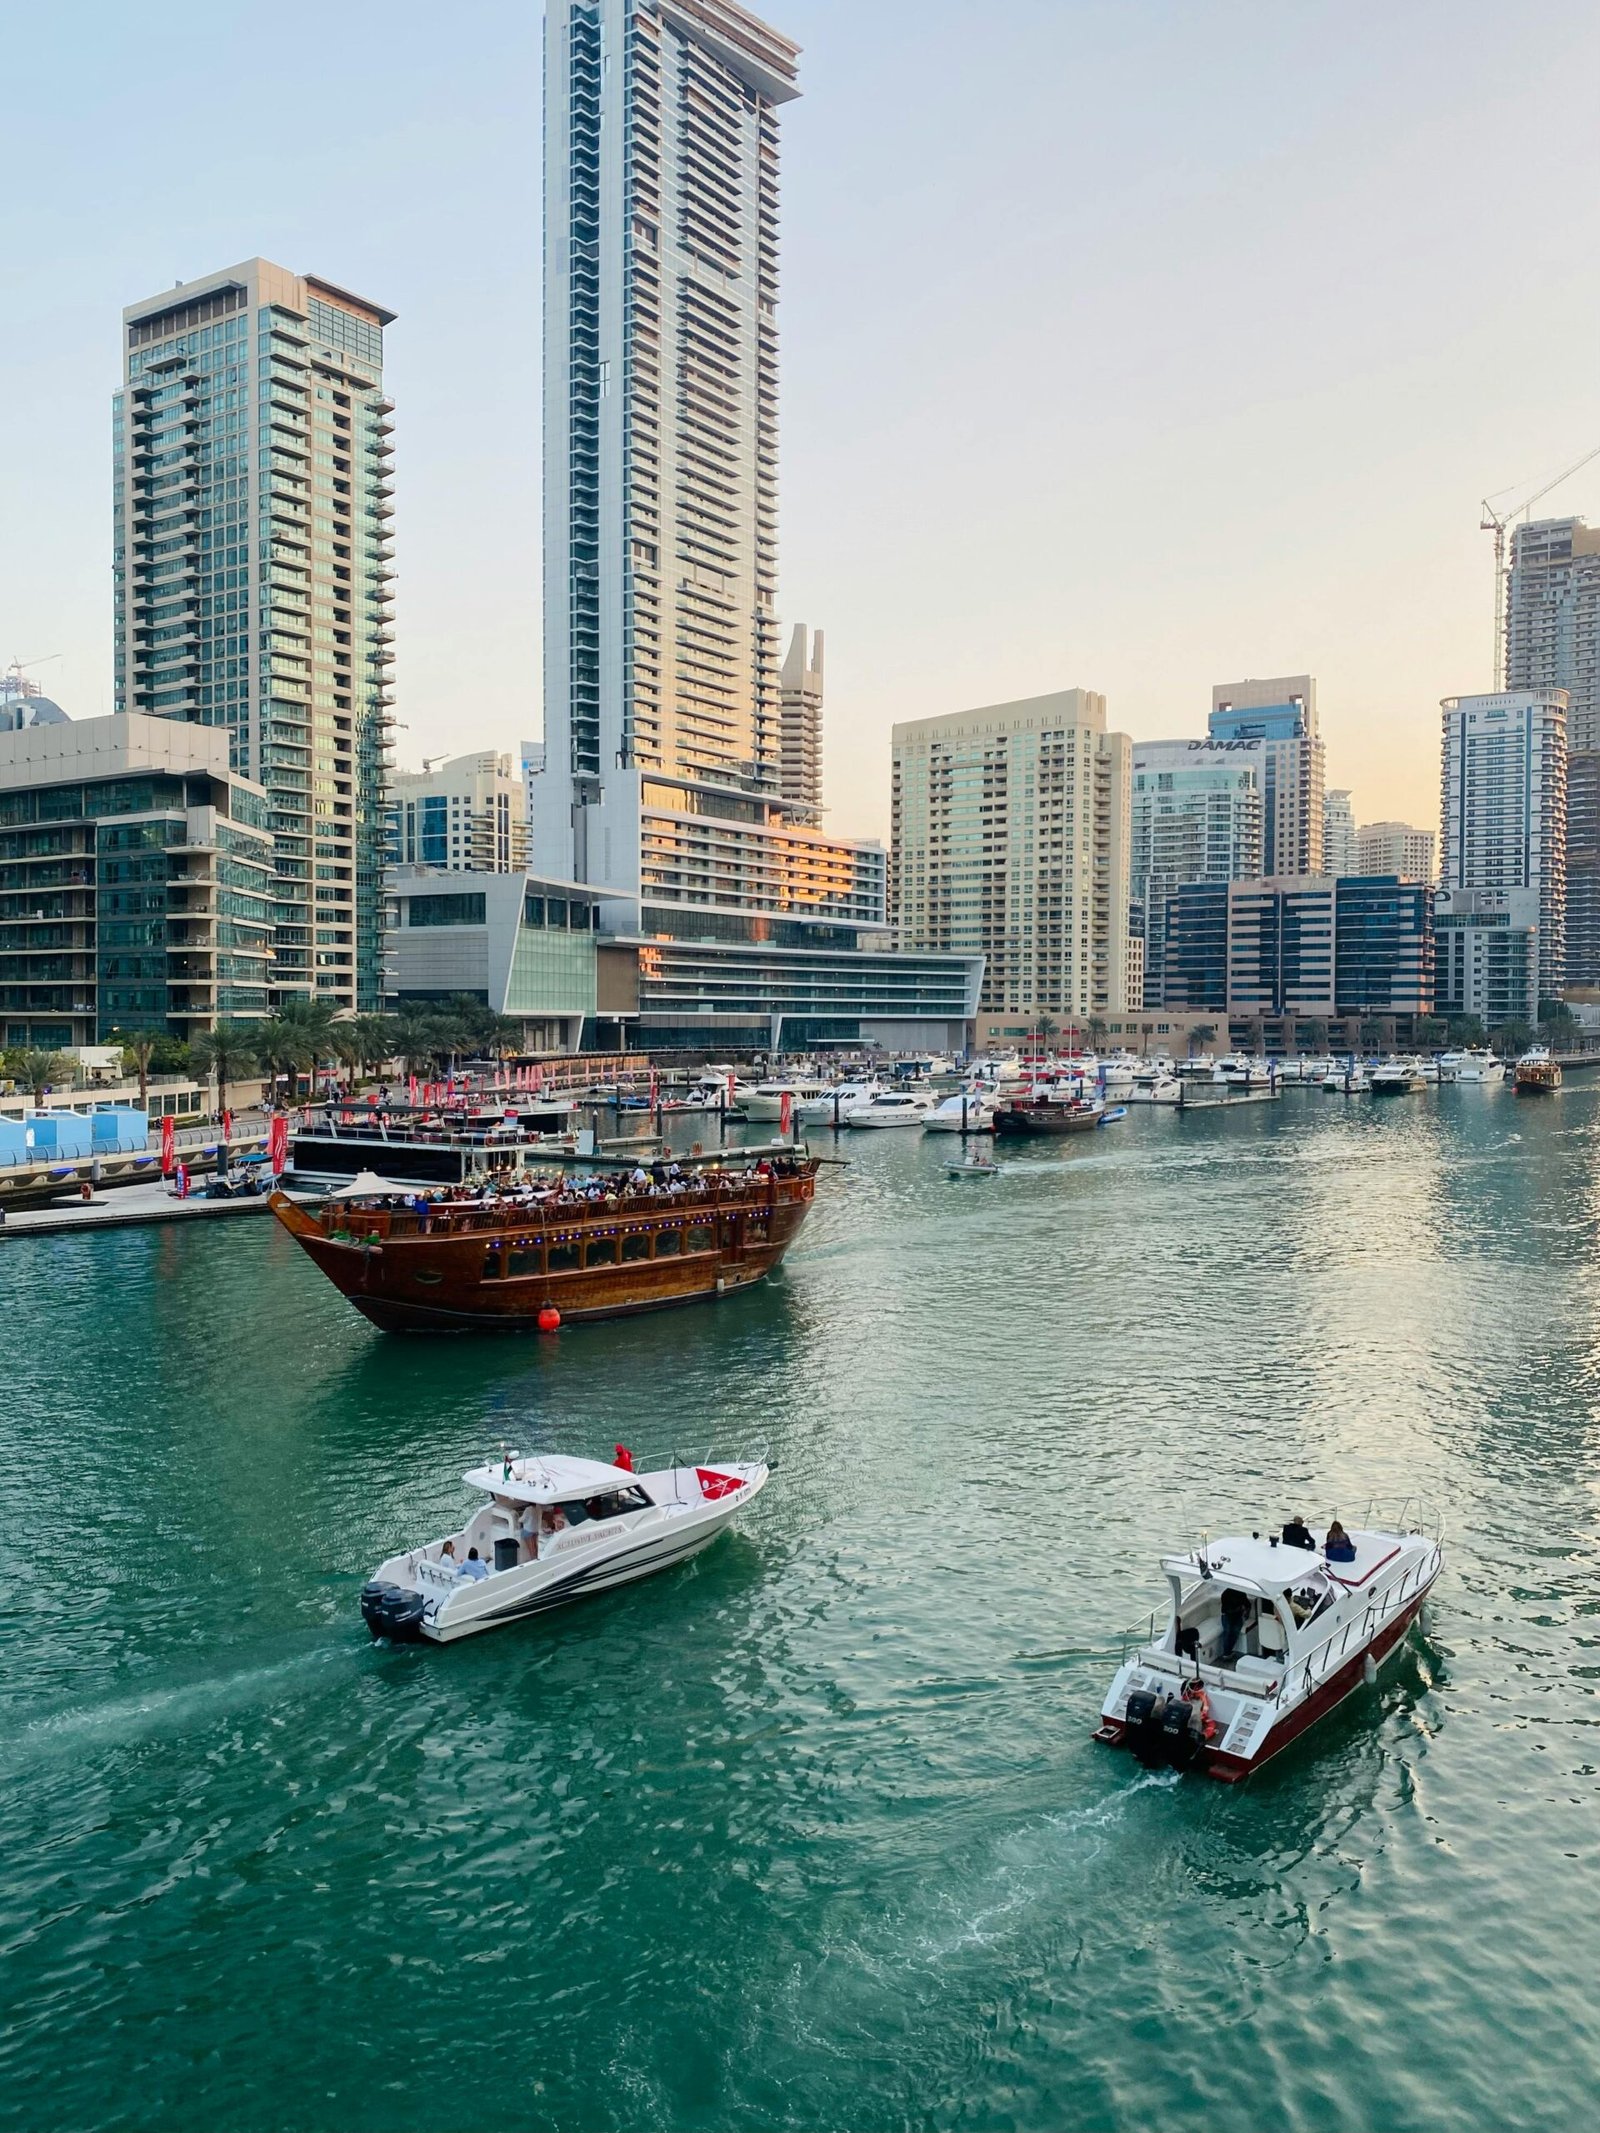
[115,259,395,1013]
[1162,875,1431,1022]
[1439,692,1566,1002]
[1129,739,1261,1007]
[386,869,603,1054]
[0,714,272,1048]
[1209,677,1325,877]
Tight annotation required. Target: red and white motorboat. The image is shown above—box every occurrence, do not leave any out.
[1094,1505,1443,1780]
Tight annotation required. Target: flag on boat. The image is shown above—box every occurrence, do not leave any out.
[696,1467,746,1500]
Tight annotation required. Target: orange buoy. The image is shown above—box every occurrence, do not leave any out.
[537,1306,561,1333]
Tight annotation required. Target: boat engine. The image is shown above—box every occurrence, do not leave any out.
[360,1581,427,1642]
[1124,1686,1207,1770]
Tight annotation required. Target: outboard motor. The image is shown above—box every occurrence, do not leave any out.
[1124,1685,1207,1770]
[1160,1695,1203,1769]
[1125,1688,1169,1767]
[360,1581,426,1642]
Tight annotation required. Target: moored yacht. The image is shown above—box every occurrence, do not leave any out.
[1443,1047,1500,1082]
[1370,1056,1428,1095]
[795,1078,881,1124]
[361,1449,769,1642]
[847,1088,937,1128]
[1127,1067,1182,1105]
[1321,1061,1369,1093]
[743,1076,831,1122]
[1095,1506,1444,1780]
[924,1087,1000,1132]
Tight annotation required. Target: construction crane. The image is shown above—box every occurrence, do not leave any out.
[1482,445,1600,689]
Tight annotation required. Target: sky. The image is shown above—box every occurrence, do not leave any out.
[5,0,1600,845]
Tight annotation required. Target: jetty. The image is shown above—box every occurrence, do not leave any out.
[0,1181,275,1241]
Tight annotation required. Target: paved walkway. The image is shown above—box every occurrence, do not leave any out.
[0,1181,276,1241]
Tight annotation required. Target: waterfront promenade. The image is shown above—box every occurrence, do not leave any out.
[2,1086,1598,2131]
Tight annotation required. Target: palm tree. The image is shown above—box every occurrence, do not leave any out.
[19,1048,73,1105]
[118,1028,161,1110]
[190,1021,258,1115]
[253,1016,314,1104]
[1188,1023,1217,1058]
[271,998,338,1097]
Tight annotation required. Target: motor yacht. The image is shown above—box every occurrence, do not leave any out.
[1370,1056,1428,1095]
[795,1078,881,1125]
[1443,1047,1500,1083]
[1127,1068,1182,1105]
[847,1088,938,1128]
[1321,1062,1370,1093]
[1099,1053,1139,1095]
[924,1087,1000,1132]
[361,1449,770,1643]
[1215,1053,1272,1088]
[1176,1052,1215,1077]
[743,1077,831,1122]
[1095,1505,1443,1780]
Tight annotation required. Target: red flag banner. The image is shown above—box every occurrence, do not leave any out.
[780,1090,793,1136]
[222,1109,233,1142]
[268,1114,289,1176]
[160,1115,175,1175]
[696,1468,746,1501]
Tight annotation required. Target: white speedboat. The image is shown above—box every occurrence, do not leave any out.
[1127,1068,1182,1105]
[1095,1505,1443,1781]
[361,1450,768,1643]
[924,1087,1000,1132]
[946,1152,1000,1179]
[1371,1056,1428,1095]
[847,1089,937,1128]
[743,1077,831,1122]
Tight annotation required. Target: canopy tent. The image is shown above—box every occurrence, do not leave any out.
[328,1169,420,1198]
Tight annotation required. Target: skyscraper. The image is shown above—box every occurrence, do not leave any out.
[389,753,529,873]
[1129,738,1262,1007]
[533,0,981,1048]
[114,259,395,1012]
[1323,788,1356,876]
[1208,675,1325,876]
[1439,691,1566,1002]
[892,690,1131,1038]
[778,624,823,816]
[1355,820,1435,882]
[1506,517,1600,981]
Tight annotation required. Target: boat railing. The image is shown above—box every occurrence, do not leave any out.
[1277,1540,1443,1706]
[315,1172,803,1240]
[1358,1496,1445,1544]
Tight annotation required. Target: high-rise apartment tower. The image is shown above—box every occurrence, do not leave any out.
[1129,738,1262,1008]
[1506,517,1600,982]
[1439,691,1566,1002]
[114,259,395,1011]
[778,623,823,815]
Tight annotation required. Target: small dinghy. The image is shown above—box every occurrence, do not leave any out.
[1094,1504,1443,1779]
[361,1447,768,1642]
[946,1154,999,1179]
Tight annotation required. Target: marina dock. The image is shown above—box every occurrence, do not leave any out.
[0,1181,275,1241]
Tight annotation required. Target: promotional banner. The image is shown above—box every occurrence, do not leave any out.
[780,1090,793,1137]
[268,1114,289,1177]
[160,1115,175,1175]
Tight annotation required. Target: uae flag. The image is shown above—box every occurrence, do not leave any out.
[697,1468,746,1500]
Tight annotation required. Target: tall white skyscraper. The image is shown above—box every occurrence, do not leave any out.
[532,2,981,1050]
[778,623,823,816]
[1356,820,1435,882]
[534,0,797,890]
[1439,691,1566,1001]
[114,259,395,1011]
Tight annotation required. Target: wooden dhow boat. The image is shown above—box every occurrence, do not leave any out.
[1513,1046,1561,1094]
[269,1149,820,1333]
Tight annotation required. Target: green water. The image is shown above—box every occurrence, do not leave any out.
[3,1089,1599,2132]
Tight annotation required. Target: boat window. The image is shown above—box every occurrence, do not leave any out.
[621,1231,651,1261]
[686,1223,715,1252]
[481,1248,502,1281]
[585,1236,619,1266]
[656,1227,682,1256]
[507,1248,539,1276]
[746,1211,769,1240]
[547,1242,580,1273]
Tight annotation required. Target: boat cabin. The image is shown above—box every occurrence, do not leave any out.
[411,1454,657,1593]
[1151,1530,1404,1683]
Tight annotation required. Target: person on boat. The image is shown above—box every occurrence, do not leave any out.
[440,1539,459,1567]
[1324,1520,1357,1563]
[458,1547,490,1581]
[518,1503,540,1563]
[1218,1587,1251,1663]
[1281,1514,1316,1551]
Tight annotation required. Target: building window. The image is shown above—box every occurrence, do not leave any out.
[407,893,486,927]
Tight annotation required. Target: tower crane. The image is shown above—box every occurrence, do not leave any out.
[1482,444,1600,689]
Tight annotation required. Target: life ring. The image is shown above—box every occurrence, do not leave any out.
[1181,1678,1217,1742]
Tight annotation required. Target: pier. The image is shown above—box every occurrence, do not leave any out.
[0,1180,275,1241]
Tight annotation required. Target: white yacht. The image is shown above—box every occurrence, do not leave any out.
[743,1076,831,1122]
[924,1087,1000,1132]
[847,1088,938,1128]
[1371,1056,1428,1095]
[1099,1053,1139,1095]
[1442,1048,1500,1082]
[1321,1061,1370,1093]
[795,1078,881,1125]
[1127,1067,1183,1105]
[1215,1053,1272,1088]
[361,1450,769,1644]
[1096,1505,1443,1781]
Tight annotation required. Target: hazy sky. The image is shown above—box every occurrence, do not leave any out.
[6,0,1600,845]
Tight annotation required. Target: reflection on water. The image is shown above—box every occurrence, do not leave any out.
[2,1087,1600,2130]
